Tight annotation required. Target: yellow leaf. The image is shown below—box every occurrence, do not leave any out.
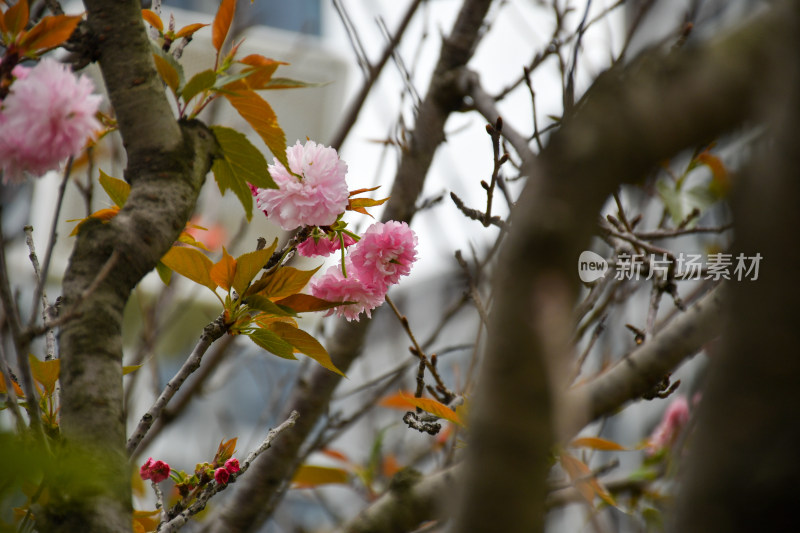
[98,169,130,207]
[152,53,179,94]
[123,365,143,376]
[211,0,236,52]
[269,322,344,377]
[237,54,287,89]
[400,392,464,427]
[569,437,628,452]
[222,81,287,168]
[160,246,216,291]
[232,245,274,295]
[292,465,349,488]
[210,247,237,292]
[132,510,160,533]
[140,9,163,32]
[19,14,82,53]
[28,354,59,396]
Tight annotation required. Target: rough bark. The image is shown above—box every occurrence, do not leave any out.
[202,1,494,532]
[40,0,218,531]
[673,4,800,532]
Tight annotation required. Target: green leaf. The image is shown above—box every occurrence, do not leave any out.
[292,465,349,488]
[160,246,216,291]
[248,328,295,359]
[156,261,172,285]
[98,170,130,207]
[257,266,320,299]
[274,293,343,313]
[211,125,275,221]
[222,81,288,168]
[181,69,217,104]
[233,246,274,295]
[151,45,184,95]
[270,322,344,376]
[244,294,295,316]
[261,77,324,90]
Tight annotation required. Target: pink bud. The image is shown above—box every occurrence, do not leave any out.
[224,458,240,474]
[214,467,230,485]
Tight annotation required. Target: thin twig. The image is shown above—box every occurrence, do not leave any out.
[127,314,228,456]
[159,411,299,533]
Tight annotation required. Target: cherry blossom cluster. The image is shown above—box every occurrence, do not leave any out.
[0,57,101,184]
[140,457,171,483]
[251,140,418,321]
[214,457,240,485]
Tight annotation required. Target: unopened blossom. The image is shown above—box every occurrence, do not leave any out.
[349,221,417,288]
[253,140,349,230]
[647,396,690,455]
[214,467,230,485]
[310,261,387,321]
[140,457,171,483]
[224,458,240,474]
[297,232,356,258]
[0,58,101,184]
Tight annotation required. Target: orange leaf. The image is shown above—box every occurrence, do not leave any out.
[320,448,350,464]
[210,247,237,292]
[238,54,287,89]
[28,354,59,396]
[559,452,616,507]
[19,14,82,53]
[4,0,29,36]
[175,22,208,39]
[211,0,236,52]
[292,465,349,488]
[569,437,628,452]
[214,437,237,463]
[0,372,25,397]
[382,454,402,479]
[69,206,120,236]
[349,186,381,197]
[140,9,163,32]
[383,392,465,427]
[696,150,730,197]
[222,81,287,168]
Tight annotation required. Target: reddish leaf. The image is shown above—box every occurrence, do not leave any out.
[211,0,236,52]
[238,54,287,89]
[273,293,342,313]
[349,186,381,197]
[175,22,208,39]
[570,437,628,452]
[4,0,29,36]
[320,448,350,463]
[210,247,237,292]
[222,81,288,168]
[160,246,216,291]
[378,391,417,410]
[257,266,320,299]
[19,14,81,53]
[140,9,163,32]
[292,465,349,488]
[214,437,237,463]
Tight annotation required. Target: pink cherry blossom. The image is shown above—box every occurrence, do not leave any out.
[252,140,349,230]
[214,467,230,485]
[0,58,101,184]
[310,262,387,321]
[140,457,171,483]
[646,396,690,455]
[224,458,240,474]
[349,221,417,289]
[297,232,356,258]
